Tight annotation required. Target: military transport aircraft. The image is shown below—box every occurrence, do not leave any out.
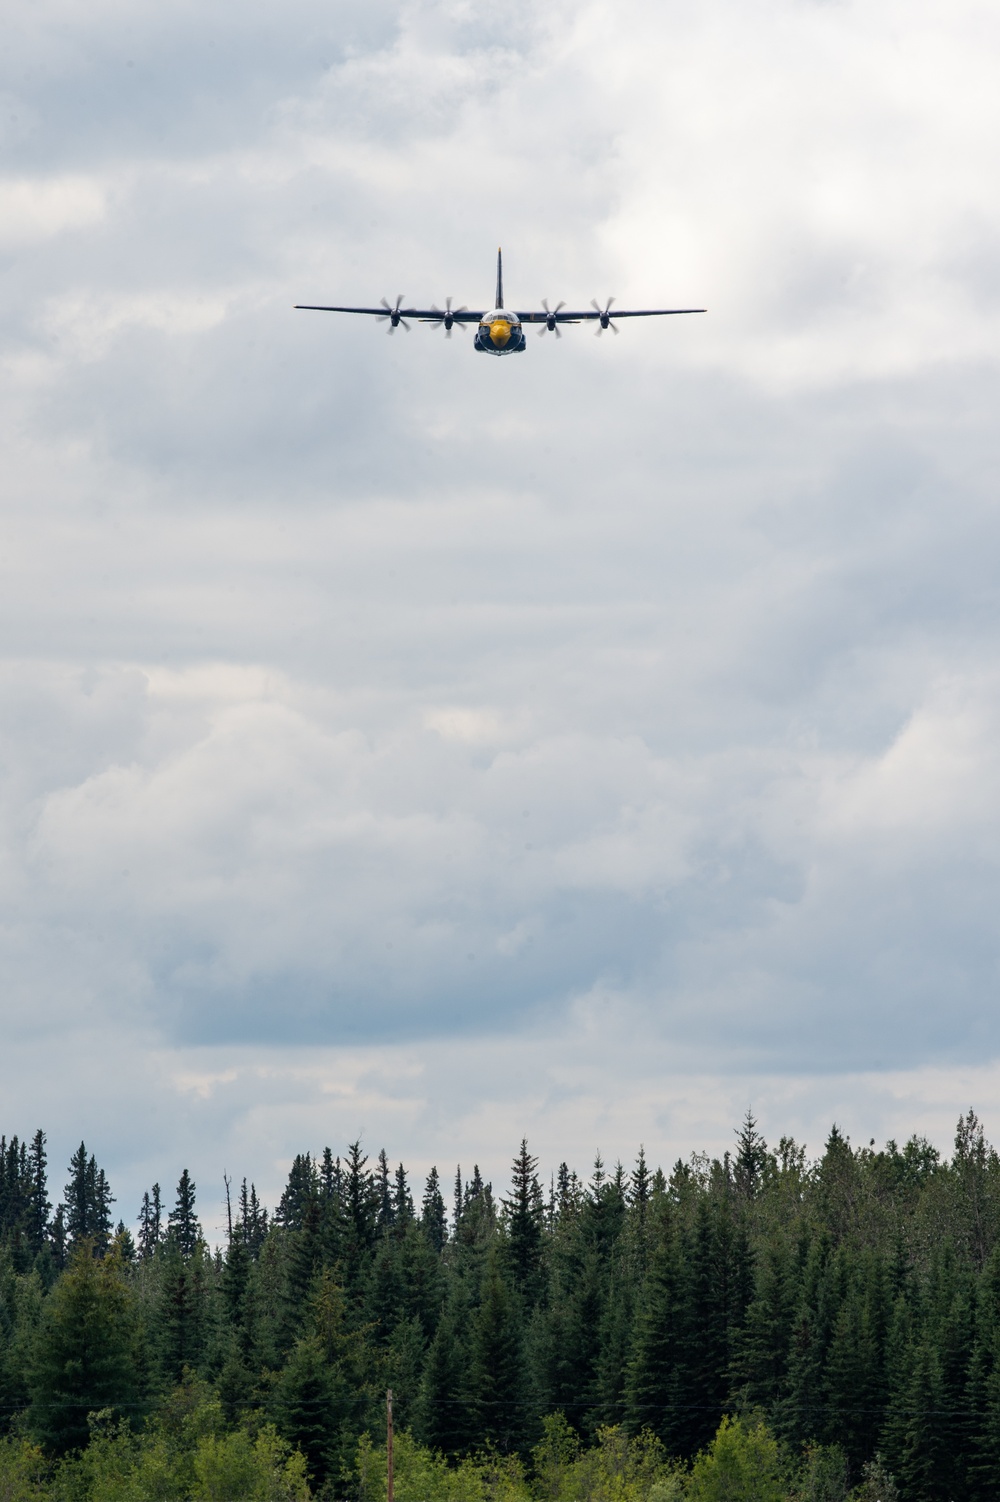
[295,249,705,357]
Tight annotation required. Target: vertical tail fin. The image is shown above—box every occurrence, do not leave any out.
[495,247,503,309]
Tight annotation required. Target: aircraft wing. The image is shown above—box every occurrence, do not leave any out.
[516,307,706,323]
[295,304,485,321]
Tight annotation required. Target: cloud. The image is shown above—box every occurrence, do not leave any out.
[0,0,999,1204]
[0,176,106,247]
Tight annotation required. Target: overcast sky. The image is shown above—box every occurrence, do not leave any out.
[3,0,1000,1235]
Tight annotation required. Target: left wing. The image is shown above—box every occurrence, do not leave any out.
[295,304,484,321]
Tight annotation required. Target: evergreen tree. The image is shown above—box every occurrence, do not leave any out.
[168,1169,201,1258]
[92,1165,114,1252]
[468,1250,527,1452]
[731,1236,801,1414]
[239,1178,268,1257]
[138,1183,162,1259]
[733,1110,769,1201]
[376,1149,394,1234]
[502,1140,544,1298]
[274,1336,342,1487]
[27,1243,141,1452]
[414,1286,473,1455]
[26,1131,49,1256]
[626,1216,689,1450]
[277,1155,318,1233]
[421,1167,447,1254]
[62,1143,113,1255]
[343,1141,378,1279]
[952,1110,998,1270]
[157,1236,209,1381]
[895,1340,948,1502]
[222,1225,254,1361]
[280,1192,323,1352]
[629,1146,651,1219]
[394,1163,414,1225]
[49,1204,66,1269]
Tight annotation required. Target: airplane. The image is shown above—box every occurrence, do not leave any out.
[295,248,705,357]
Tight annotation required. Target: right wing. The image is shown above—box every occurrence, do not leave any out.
[516,307,706,323]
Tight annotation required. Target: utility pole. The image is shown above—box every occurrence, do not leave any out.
[386,1389,394,1502]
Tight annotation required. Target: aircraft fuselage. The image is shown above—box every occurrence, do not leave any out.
[474,308,526,356]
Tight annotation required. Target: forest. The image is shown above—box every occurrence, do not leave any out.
[0,1112,998,1502]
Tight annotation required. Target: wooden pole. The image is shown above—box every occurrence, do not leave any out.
[386,1389,394,1502]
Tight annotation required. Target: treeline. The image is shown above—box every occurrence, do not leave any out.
[2,1114,1000,1501]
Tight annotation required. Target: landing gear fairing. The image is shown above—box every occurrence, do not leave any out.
[295,250,705,357]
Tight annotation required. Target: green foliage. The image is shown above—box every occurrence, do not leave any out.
[42,1396,308,1502]
[534,1421,681,1502]
[0,1114,998,1500]
[846,1455,898,1502]
[190,1424,309,1502]
[355,1429,528,1502]
[0,1437,47,1502]
[26,1246,142,1454]
[790,1444,849,1502]
[687,1416,787,1502]
[468,1250,527,1452]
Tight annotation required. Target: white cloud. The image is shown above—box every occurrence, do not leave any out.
[0,0,998,1197]
[0,176,106,246]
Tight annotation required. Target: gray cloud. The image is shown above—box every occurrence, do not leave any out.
[2,0,1000,1207]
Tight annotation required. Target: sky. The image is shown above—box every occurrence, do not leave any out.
[3,0,1000,1238]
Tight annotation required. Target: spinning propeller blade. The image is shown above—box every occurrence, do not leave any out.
[377,295,410,333]
[426,297,468,337]
[539,298,566,338]
[591,297,619,335]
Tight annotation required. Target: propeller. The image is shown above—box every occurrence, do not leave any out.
[591,297,619,335]
[426,297,468,337]
[376,295,411,334]
[538,298,566,338]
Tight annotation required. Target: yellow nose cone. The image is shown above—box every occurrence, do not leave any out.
[489,319,512,347]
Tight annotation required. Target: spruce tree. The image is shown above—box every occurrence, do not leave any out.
[731,1237,801,1413]
[280,1192,323,1353]
[274,1336,341,1486]
[222,1217,259,1365]
[49,1204,66,1268]
[63,1142,90,1244]
[92,1164,114,1252]
[63,1143,113,1254]
[168,1169,201,1258]
[414,1287,473,1454]
[239,1179,268,1256]
[629,1146,651,1219]
[421,1167,447,1254]
[27,1242,141,1452]
[896,1340,947,1502]
[157,1235,209,1381]
[138,1183,162,1258]
[501,1139,544,1298]
[343,1141,378,1281]
[394,1163,414,1224]
[734,1110,768,1201]
[26,1130,49,1256]
[468,1250,526,1452]
[277,1154,318,1232]
[376,1149,394,1233]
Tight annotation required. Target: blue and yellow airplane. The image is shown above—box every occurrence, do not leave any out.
[296,249,705,357]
